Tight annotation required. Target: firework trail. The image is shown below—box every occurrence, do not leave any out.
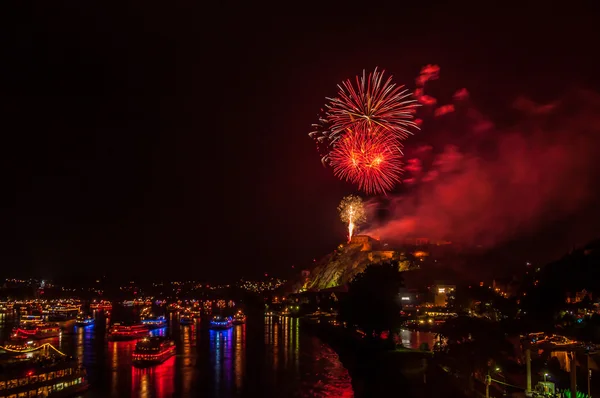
[329,126,403,195]
[338,195,366,242]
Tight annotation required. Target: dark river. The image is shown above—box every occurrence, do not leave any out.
[0,309,355,397]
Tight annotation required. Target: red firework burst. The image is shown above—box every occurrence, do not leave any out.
[329,127,403,195]
[326,67,419,142]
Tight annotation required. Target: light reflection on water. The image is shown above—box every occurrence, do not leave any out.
[399,328,436,350]
[0,311,354,397]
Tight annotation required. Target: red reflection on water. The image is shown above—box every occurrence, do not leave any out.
[309,342,354,398]
[131,356,175,398]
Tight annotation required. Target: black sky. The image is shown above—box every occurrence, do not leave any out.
[1,3,599,282]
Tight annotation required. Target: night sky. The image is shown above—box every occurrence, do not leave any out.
[1,3,599,282]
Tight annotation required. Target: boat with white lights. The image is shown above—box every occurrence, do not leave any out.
[132,336,176,367]
[74,313,94,327]
[232,310,246,325]
[209,315,233,330]
[44,306,80,321]
[140,315,167,330]
[108,323,149,340]
[0,343,88,397]
[12,323,61,340]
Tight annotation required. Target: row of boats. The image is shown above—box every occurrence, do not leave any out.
[0,309,248,397]
[7,310,247,342]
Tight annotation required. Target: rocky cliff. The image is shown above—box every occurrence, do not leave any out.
[284,235,419,292]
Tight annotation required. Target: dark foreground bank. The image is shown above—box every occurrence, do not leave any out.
[302,320,468,398]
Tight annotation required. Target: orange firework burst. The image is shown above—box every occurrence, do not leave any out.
[329,126,403,195]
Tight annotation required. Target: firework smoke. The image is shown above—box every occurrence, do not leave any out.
[338,195,366,242]
[363,70,600,253]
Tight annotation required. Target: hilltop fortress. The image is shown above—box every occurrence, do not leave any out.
[282,235,457,293]
[285,235,417,292]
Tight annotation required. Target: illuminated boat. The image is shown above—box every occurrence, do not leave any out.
[140,315,167,330]
[108,323,149,340]
[89,300,112,310]
[132,336,176,367]
[209,315,233,330]
[74,313,94,327]
[45,305,80,321]
[12,323,61,340]
[18,315,43,326]
[0,343,89,396]
[0,340,39,353]
[232,311,246,325]
[0,301,14,313]
[179,313,194,325]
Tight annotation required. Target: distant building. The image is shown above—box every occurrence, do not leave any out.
[492,276,520,298]
[398,287,420,306]
[432,283,456,307]
[368,251,396,262]
[350,235,375,251]
[566,289,592,304]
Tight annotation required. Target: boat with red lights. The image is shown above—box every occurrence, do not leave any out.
[89,300,112,310]
[108,323,149,340]
[12,323,61,340]
[232,310,246,325]
[132,337,176,367]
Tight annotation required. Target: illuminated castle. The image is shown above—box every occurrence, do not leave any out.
[350,235,398,261]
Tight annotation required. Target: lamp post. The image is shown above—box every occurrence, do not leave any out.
[544,373,548,382]
[485,367,501,398]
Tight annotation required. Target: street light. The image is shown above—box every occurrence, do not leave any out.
[544,373,549,382]
[486,367,501,398]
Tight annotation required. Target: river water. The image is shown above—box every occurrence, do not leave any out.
[0,310,354,397]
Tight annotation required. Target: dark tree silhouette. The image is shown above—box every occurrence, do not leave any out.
[338,262,404,343]
[439,316,514,392]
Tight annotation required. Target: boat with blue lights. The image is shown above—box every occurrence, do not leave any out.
[209,315,233,330]
[140,315,167,330]
[108,323,149,340]
[74,313,94,327]
[132,337,176,367]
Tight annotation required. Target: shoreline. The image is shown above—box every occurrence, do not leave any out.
[302,319,467,397]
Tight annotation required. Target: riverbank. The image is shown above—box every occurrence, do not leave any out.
[302,319,468,397]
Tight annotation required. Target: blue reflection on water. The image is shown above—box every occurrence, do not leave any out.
[149,327,166,337]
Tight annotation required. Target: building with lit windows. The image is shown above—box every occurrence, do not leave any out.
[432,283,456,307]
